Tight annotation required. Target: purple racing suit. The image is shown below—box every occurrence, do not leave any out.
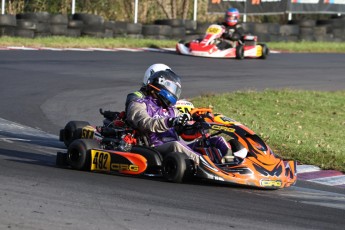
[126,96,231,165]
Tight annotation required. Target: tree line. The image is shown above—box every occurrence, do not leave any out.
[5,0,211,23]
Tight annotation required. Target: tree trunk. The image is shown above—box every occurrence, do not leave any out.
[181,0,189,20]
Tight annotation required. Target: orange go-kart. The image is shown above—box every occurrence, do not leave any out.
[184,108,297,189]
[57,108,296,189]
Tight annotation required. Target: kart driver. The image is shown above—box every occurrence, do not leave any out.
[218,7,245,49]
[126,70,233,167]
[125,63,173,113]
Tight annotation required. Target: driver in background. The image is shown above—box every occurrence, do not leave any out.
[217,7,245,49]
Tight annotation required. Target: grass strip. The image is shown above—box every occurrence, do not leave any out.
[0,36,345,53]
[191,89,345,172]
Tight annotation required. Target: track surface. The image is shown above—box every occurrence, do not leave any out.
[0,51,345,230]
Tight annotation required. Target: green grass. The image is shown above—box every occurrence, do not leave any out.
[191,90,345,172]
[268,41,345,53]
[1,36,345,53]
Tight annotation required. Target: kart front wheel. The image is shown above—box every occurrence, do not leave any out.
[67,139,100,170]
[162,152,188,183]
[236,45,244,60]
[61,120,90,148]
[259,44,269,59]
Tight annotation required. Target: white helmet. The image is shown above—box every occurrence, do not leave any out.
[143,63,172,86]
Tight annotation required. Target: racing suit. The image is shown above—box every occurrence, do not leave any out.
[217,22,245,49]
[125,86,147,114]
[126,96,232,165]
[126,95,201,164]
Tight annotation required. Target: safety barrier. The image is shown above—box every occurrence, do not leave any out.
[0,13,344,42]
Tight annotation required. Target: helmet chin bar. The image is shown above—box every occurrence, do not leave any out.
[157,89,177,107]
[156,93,170,108]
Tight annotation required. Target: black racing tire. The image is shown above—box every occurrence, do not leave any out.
[298,19,316,28]
[14,29,35,38]
[170,27,185,38]
[0,15,16,27]
[16,19,37,30]
[279,25,299,36]
[126,23,142,34]
[16,12,50,23]
[56,152,68,167]
[162,152,188,183]
[72,13,104,25]
[259,44,269,59]
[50,14,68,25]
[67,139,100,170]
[142,25,160,36]
[155,19,184,27]
[184,20,197,30]
[50,25,68,35]
[68,20,84,29]
[0,27,15,36]
[161,25,171,36]
[113,21,128,35]
[62,121,90,147]
[236,45,244,60]
[35,22,50,33]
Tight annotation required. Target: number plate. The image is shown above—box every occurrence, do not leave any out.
[206,25,222,35]
[91,150,111,172]
[81,125,95,139]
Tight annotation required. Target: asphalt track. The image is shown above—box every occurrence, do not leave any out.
[0,50,345,230]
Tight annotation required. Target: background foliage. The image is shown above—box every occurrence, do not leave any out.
[4,0,337,24]
[6,0,212,22]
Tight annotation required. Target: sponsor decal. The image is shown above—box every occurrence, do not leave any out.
[260,179,282,187]
[211,124,235,133]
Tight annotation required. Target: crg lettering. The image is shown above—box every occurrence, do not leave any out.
[211,125,235,133]
[111,163,139,172]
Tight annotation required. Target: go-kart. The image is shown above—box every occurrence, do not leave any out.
[186,108,296,188]
[176,24,269,59]
[57,107,296,189]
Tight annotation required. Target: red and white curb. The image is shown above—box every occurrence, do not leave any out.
[0,46,175,52]
[0,46,280,53]
[297,165,345,188]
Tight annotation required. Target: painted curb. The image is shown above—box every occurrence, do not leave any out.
[297,165,345,188]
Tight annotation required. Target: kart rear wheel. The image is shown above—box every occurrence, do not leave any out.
[62,121,90,148]
[67,139,100,170]
[162,152,188,183]
[236,45,244,60]
[259,44,269,59]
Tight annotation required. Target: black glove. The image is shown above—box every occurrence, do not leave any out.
[168,113,191,127]
[230,32,240,41]
[222,30,233,40]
